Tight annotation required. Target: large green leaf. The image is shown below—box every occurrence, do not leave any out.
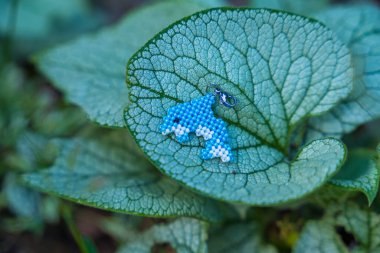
[117,218,207,253]
[308,4,380,140]
[23,130,234,222]
[125,8,351,205]
[329,149,380,205]
[294,203,380,253]
[209,222,277,253]
[34,0,214,127]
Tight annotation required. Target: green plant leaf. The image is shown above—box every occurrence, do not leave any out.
[14,131,57,171]
[0,0,103,55]
[32,107,88,137]
[23,130,234,222]
[250,0,330,16]
[4,173,41,218]
[34,0,215,127]
[329,149,380,205]
[294,203,380,253]
[117,218,207,253]
[125,8,351,205]
[294,220,348,253]
[0,0,95,38]
[336,204,380,253]
[308,4,380,140]
[209,222,277,253]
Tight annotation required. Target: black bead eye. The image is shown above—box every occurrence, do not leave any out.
[173,117,180,123]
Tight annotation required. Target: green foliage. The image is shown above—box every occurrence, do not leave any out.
[208,222,277,253]
[308,4,380,140]
[0,0,103,56]
[295,203,380,252]
[4,173,40,218]
[23,130,235,222]
[125,8,351,205]
[117,218,208,253]
[34,0,213,127]
[294,220,348,253]
[330,149,380,205]
[0,65,40,149]
[2,1,380,252]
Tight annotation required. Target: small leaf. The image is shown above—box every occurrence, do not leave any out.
[209,222,277,253]
[295,203,380,253]
[23,130,234,222]
[294,220,348,253]
[329,149,380,205]
[15,131,57,171]
[117,218,207,253]
[308,4,380,140]
[336,204,380,252]
[34,0,215,127]
[4,173,41,218]
[125,9,351,205]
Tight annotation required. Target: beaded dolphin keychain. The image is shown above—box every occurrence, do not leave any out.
[160,86,236,163]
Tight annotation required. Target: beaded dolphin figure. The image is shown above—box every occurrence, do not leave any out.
[160,93,233,163]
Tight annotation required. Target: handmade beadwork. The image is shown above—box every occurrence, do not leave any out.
[160,93,233,163]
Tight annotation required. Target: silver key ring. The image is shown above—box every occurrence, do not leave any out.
[209,84,237,108]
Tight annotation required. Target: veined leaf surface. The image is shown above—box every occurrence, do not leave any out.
[34,0,216,127]
[117,218,207,253]
[329,149,380,205]
[308,4,380,139]
[23,130,235,222]
[125,8,352,205]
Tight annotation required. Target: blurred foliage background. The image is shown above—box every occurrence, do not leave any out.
[1,0,380,253]
[0,1,168,252]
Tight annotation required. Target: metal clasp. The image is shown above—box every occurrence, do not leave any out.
[213,87,237,108]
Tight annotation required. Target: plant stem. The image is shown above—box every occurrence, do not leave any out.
[62,205,97,253]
